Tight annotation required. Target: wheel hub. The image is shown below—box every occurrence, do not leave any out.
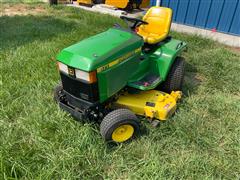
[112,124,134,143]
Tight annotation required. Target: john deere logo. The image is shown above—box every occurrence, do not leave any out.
[68,67,75,76]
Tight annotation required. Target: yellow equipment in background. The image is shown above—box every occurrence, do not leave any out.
[105,0,129,9]
[105,0,150,9]
[114,90,182,121]
[77,0,93,5]
[77,0,150,10]
[77,0,104,6]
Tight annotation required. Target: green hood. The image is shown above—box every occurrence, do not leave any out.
[57,28,143,71]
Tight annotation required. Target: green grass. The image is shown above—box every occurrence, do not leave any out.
[0,0,41,3]
[1,3,240,179]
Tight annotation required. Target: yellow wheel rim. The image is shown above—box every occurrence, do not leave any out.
[112,124,134,143]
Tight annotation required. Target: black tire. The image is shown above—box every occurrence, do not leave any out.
[100,109,140,143]
[125,2,134,12]
[159,57,185,93]
[53,83,63,102]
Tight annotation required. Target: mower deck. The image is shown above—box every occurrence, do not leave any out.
[114,90,182,120]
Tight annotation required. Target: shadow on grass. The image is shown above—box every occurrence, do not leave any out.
[0,15,77,49]
[182,61,201,95]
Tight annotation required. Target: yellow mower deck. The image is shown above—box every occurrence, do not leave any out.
[114,90,182,120]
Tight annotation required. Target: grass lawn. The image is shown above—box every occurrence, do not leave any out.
[1,2,240,179]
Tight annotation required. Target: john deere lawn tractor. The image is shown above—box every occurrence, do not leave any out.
[54,7,187,143]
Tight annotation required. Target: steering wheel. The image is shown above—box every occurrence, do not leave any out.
[120,16,148,30]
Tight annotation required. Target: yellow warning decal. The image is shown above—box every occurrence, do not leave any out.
[97,48,141,73]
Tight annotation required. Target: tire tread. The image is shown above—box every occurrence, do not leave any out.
[161,57,185,93]
[100,109,139,142]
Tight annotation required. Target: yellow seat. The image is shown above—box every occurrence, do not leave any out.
[137,7,173,44]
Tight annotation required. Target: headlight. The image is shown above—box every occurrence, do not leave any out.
[75,69,97,83]
[57,62,68,74]
[57,62,97,83]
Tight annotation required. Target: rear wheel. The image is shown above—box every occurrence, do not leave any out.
[100,109,140,143]
[159,57,185,93]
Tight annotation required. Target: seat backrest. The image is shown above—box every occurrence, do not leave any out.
[139,7,172,35]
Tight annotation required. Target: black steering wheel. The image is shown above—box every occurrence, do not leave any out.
[120,16,148,30]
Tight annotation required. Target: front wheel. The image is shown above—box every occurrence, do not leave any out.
[159,57,185,93]
[100,109,140,143]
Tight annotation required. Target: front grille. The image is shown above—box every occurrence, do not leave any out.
[60,72,99,103]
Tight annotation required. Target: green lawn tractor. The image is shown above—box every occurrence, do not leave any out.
[54,6,187,143]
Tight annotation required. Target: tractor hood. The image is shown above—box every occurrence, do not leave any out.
[57,28,143,71]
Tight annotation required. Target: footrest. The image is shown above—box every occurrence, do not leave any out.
[128,74,161,90]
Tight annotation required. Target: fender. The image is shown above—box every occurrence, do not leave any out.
[151,39,187,81]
